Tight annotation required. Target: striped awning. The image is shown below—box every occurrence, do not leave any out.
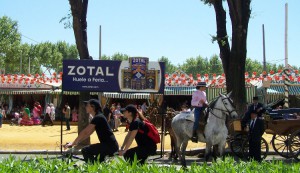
[164,86,256,103]
[102,92,150,99]
[267,85,300,95]
[0,90,50,95]
[51,90,99,95]
[164,86,195,95]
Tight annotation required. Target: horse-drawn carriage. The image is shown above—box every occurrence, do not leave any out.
[229,108,300,161]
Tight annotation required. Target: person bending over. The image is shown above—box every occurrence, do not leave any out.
[64,99,119,163]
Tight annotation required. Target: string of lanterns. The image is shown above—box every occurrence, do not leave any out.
[165,70,300,87]
[0,72,63,85]
[0,69,299,87]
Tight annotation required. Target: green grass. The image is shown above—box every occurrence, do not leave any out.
[0,156,300,173]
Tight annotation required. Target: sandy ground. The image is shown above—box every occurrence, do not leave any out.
[0,124,274,152]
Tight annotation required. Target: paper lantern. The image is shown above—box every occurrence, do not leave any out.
[270,70,274,75]
[295,70,299,74]
[165,74,169,78]
[278,69,282,73]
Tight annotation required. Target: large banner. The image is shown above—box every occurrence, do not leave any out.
[63,58,165,93]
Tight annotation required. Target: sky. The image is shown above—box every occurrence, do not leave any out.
[1,0,299,68]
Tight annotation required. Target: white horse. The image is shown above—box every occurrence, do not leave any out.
[171,92,238,167]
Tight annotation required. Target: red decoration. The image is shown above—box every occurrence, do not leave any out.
[295,70,299,74]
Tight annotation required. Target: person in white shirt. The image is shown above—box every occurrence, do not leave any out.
[42,103,53,126]
[50,103,56,121]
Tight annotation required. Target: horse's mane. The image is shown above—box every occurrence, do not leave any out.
[208,96,219,109]
[208,92,228,109]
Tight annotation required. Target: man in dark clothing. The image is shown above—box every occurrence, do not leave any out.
[103,104,111,120]
[248,110,265,162]
[64,99,119,163]
[119,104,157,164]
[242,96,265,129]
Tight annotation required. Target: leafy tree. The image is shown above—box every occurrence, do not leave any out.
[209,54,223,75]
[202,0,251,114]
[0,16,21,74]
[111,53,129,61]
[158,56,178,74]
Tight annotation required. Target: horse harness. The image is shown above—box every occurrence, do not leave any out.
[208,96,236,120]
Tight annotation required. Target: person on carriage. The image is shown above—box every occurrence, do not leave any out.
[191,81,208,143]
[248,109,265,162]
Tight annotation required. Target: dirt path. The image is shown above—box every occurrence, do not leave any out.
[0,124,274,152]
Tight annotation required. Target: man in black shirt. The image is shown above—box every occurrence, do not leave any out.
[248,110,265,162]
[64,99,119,163]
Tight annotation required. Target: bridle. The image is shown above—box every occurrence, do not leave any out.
[208,95,236,120]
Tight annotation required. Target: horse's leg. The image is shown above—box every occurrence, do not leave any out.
[218,140,226,160]
[212,144,218,161]
[180,140,188,168]
[169,128,178,160]
[174,133,182,161]
[205,142,212,162]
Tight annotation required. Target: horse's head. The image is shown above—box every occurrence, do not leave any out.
[214,92,238,119]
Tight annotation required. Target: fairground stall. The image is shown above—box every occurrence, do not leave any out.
[0,73,61,119]
[254,69,300,107]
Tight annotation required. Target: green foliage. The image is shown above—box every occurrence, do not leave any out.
[0,16,21,73]
[100,53,129,61]
[1,156,300,173]
[158,56,178,74]
[0,16,79,74]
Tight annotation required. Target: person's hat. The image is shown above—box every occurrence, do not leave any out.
[120,104,137,114]
[253,96,259,100]
[196,82,207,87]
[24,108,31,117]
[84,99,101,110]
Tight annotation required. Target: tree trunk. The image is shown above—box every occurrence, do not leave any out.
[213,0,251,115]
[69,0,91,145]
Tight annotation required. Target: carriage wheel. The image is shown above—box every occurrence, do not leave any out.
[230,134,247,158]
[241,137,269,160]
[271,134,293,158]
[288,129,300,161]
